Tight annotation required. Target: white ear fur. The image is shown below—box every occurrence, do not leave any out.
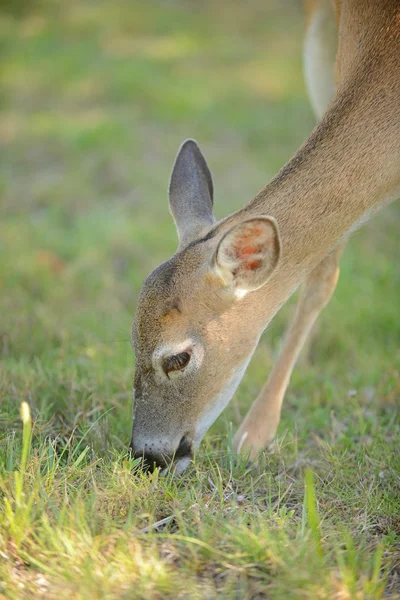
[214,217,281,295]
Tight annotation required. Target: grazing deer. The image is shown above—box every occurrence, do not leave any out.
[130,0,400,473]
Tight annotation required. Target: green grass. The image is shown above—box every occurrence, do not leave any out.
[0,0,399,597]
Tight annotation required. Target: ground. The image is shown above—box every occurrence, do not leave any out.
[0,1,399,598]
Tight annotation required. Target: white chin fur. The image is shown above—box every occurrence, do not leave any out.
[194,357,252,446]
[160,455,192,476]
[173,456,192,474]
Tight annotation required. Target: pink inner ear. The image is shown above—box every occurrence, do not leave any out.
[243,258,262,271]
[217,217,280,289]
[232,223,269,269]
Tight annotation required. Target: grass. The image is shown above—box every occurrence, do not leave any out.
[0,0,399,597]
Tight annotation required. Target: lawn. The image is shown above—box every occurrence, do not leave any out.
[0,0,399,598]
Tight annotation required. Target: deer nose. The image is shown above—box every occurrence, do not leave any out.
[129,435,193,473]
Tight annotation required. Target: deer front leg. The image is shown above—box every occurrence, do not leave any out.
[233,244,344,459]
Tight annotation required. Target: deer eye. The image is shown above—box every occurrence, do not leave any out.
[162,351,191,376]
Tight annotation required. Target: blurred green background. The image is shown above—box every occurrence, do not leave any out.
[1,0,399,448]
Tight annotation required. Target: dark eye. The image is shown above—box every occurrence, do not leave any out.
[162,351,191,376]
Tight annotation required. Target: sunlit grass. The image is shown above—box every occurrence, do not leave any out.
[0,407,397,598]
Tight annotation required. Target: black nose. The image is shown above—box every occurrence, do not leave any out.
[129,435,192,473]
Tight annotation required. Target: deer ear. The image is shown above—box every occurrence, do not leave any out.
[169,139,215,247]
[214,217,281,296]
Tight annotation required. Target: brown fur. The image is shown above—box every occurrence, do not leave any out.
[130,0,400,469]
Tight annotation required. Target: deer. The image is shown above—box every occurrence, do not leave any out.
[130,0,400,473]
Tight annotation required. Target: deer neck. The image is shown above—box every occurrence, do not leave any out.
[238,24,400,327]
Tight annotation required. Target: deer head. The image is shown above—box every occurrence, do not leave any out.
[130,139,281,473]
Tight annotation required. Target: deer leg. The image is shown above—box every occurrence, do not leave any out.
[233,0,341,459]
[233,244,344,459]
